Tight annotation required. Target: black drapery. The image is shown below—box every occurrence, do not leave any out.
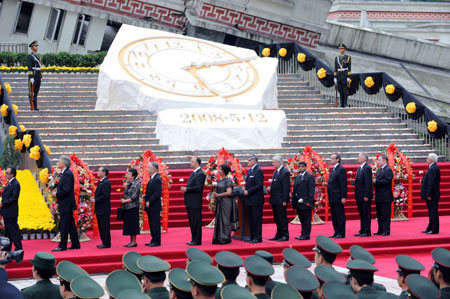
[382,73,403,102]
[314,59,334,88]
[294,43,315,71]
[401,90,425,120]
[276,43,295,61]
[360,73,383,95]
[424,108,449,139]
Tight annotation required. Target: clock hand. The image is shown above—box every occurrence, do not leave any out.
[181,56,256,70]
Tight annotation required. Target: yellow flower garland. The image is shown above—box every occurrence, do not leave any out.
[23,134,32,148]
[9,125,17,137]
[385,84,395,94]
[297,53,306,63]
[317,68,327,79]
[14,139,23,151]
[278,48,287,57]
[262,48,271,57]
[29,145,41,160]
[16,170,55,232]
[364,76,375,88]
[427,120,438,133]
[39,168,49,184]
[0,104,8,117]
[44,145,51,155]
[406,102,416,114]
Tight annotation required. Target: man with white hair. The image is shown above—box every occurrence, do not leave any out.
[421,153,441,234]
[267,155,290,241]
[144,161,162,246]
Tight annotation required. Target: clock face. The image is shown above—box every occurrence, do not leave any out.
[118,37,259,98]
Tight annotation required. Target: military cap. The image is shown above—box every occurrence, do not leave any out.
[71,275,104,299]
[117,289,150,299]
[244,255,274,277]
[406,274,440,299]
[314,265,346,284]
[283,248,311,268]
[168,268,191,292]
[215,250,243,268]
[432,248,450,269]
[29,40,38,47]
[29,252,56,270]
[313,235,342,255]
[349,245,376,264]
[346,259,378,272]
[186,248,213,264]
[338,43,346,49]
[271,283,302,299]
[395,255,425,273]
[105,270,142,298]
[122,251,143,275]
[137,255,171,273]
[254,250,274,264]
[285,265,319,292]
[220,284,255,299]
[186,260,224,286]
[56,261,88,282]
[322,281,356,299]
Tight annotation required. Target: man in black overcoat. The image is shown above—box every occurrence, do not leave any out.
[0,167,22,251]
[421,153,441,234]
[373,155,393,236]
[93,166,111,248]
[145,162,162,247]
[351,153,373,237]
[244,155,264,243]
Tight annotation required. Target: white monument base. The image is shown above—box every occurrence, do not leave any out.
[155,108,287,150]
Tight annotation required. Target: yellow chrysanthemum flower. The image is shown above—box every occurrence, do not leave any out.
[364,76,375,88]
[297,53,306,63]
[1,104,9,117]
[317,68,327,79]
[5,84,12,94]
[9,125,17,137]
[427,120,438,133]
[20,125,26,132]
[29,145,41,160]
[14,139,23,151]
[12,104,18,115]
[385,84,395,94]
[39,168,49,184]
[406,102,416,114]
[23,134,32,148]
[278,48,287,57]
[262,48,271,57]
[44,145,51,155]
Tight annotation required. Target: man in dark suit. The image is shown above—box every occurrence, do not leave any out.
[325,153,347,239]
[291,162,315,240]
[373,155,393,236]
[181,157,206,246]
[268,155,290,241]
[244,155,264,243]
[92,167,111,248]
[0,167,22,251]
[421,153,441,234]
[52,155,80,251]
[144,161,162,247]
[351,153,373,237]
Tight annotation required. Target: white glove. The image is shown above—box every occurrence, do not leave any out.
[334,78,337,84]
[30,78,34,85]
[298,198,304,204]
[347,78,350,83]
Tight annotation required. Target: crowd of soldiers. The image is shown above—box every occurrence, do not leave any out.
[1,235,449,299]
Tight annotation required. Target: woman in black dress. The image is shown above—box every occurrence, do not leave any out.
[122,168,141,247]
[212,164,233,244]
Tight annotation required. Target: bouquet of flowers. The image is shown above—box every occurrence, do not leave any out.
[393,182,408,217]
[77,197,93,233]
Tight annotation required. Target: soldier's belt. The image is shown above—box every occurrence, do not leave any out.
[338,68,348,72]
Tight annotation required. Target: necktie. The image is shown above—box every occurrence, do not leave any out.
[274,170,279,180]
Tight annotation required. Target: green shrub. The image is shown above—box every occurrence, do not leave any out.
[0,52,18,66]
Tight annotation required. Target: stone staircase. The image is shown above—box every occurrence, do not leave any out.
[1,73,435,170]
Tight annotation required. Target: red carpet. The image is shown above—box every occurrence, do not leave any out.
[6,216,450,279]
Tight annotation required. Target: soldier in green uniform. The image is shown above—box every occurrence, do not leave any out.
[56,261,89,299]
[346,260,388,298]
[137,255,171,299]
[186,259,225,299]
[313,235,343,267]
[27,40,42,111]
[285,265,319,299]
[271,284,302,299]
[214,251,243,299]
[322,281,356,299]
[244,255,274,299]
[168,268,193,299]
[254,250,274,265]
[348,245,386,292]
[431,248,450,298]
[22,252,62,299]
[122,251,143,281]
[334,43,351,108]
[105,269,143,298]
[117,289,150,299]
[220,284,255,299]
[70,275,104,299]
[395,254,425,299]
[406,274,440,299]
[314,265,346,299]
[186,248,213,264]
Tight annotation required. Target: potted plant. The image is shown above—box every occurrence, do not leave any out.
[29,229,36,240]
[21,229,29,240]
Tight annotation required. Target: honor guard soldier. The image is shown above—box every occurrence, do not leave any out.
[168,268,193,299]
[137,255,171,299]
[285,265,319,299]
[117,289,150,299]
[214,251,243,299]
[70,275,104,299]
[406,274,440,299]
[272,284,302,299]
[186,248,213,264]
[22,252,61,299]
[348,245,386,291]
[244,256,274,299]
[334,43,351,108]
[27,40,42,111]
[254,250,274,265]
[395,255,425,299]
[347,260,390,298]
[105,270,143,299]
[313,235,343,267]
[314,265,346,299]
[431,248,450,298]
[56,261,89,299]
[186,260,225,299]
[322,281,357,299]
[220,284,255,299]
[122,251,143,281]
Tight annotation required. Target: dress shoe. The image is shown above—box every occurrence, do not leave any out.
[186,241,201,246]
[124,243,137,247]
[334,235,344,239]
[269,236,279,241]
[354,233,362,237]
[373,232,382,235]
[382,233,390,236]
[150,243,161,247]
[360,233,369,237]
[296,235,309,240]
[328,234,336,238]
[97,244,110,249]
[249,239,262,243]
[278,236,289,241]
[421,230,431,233]
[34,108,39,111]
[68,245,80,250]
[51,247,65,252]
[145,242,152,246]
[426,231,438,234]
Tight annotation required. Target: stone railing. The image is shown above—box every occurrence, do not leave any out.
[0,43,28,53]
